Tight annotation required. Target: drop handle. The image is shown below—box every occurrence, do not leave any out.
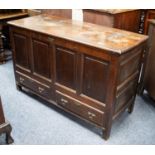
[38,87,44,93]
[60,98,68,106]
[61,98,68,103]
[88,111,96,119]
[19,77,24,83]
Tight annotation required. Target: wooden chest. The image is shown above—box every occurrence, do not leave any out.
[144,10,155,34]
[8,15,148,140]
[142,20,155,100]
[83,9,141,33]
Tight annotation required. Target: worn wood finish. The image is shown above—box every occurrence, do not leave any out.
[8,15,147,54]
[141,20,155,100]
[9,15,148,140]
[83,9,141,33]
[41,9,72,19]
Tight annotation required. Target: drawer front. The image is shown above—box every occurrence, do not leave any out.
[80,105,104,126]
[16,72,53,100]
[56,91,105,126]
[16,72,33,88]
[33,83,53,101]
[56,91,81,114]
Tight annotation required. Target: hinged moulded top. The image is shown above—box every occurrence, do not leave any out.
[8,15,148,55]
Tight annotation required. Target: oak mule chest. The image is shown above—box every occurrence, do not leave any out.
[8,15,148,140]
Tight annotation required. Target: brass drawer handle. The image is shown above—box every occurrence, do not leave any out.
[38,87,44,93]
[19,77,24,83]
[61,98,68,103]
[88,111,96,120]
[60,98,68,106]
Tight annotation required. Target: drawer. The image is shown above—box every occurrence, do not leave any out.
[16,72,33,88]
[80,105,104,126]
[16,72,53,100]
[56,91,81,114]
[32,82,53,101]
[56,91,105,126]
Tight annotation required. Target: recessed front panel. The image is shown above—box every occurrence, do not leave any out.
[55,47,76,90]
[13,33,30,70]
[32,39,51,79]
[82,55,109,103]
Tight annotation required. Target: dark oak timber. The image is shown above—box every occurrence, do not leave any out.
[8,15,148,140]
[141,20,155,100]
[83,9,141,33]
